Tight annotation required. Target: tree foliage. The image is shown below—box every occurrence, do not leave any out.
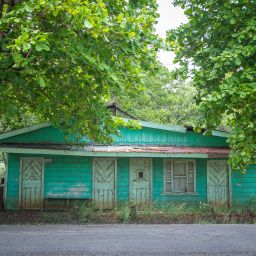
[167,0,256,171]
[0,0,161,142]
[115,67,200,126]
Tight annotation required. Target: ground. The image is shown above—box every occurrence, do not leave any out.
[0,224,256,256]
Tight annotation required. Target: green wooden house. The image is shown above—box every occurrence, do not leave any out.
[0,117,255,210]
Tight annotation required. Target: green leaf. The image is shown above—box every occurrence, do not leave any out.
[24,5,33,13]
[230,19,235,24]
[84,20,93,29]
[129,31,136,38]
[117,13,124,22]
[38,76,46,88]
[235,58,241,65]
[35,43,50,51]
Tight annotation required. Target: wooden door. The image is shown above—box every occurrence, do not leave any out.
[207,160,229,205]
[130,158,152,205]
[20,158,43,210]
[93,158,116,209]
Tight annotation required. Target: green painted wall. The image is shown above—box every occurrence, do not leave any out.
[6,154,93,209]
[232,164,256,204]
[117,158,129,202]
[3,126,68,144]
[6,154,256,210]
[6,154,20,210]
[2,126,228,147]
[44,156,92,199]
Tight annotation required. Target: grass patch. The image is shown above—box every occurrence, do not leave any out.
[1,201,256,224]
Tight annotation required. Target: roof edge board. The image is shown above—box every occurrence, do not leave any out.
[0,118,230,141]
[139,120,187,133]
[0,122,51,140]
[122,118,229,137]
[0,147,210,158]
[121,118,187,133]
[211,130,229,138]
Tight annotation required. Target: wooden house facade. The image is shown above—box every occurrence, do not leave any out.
[0,120,255,210]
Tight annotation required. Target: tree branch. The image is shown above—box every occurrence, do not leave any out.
[0,0,4,19]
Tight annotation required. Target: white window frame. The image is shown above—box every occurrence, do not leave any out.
[163,159,196,194]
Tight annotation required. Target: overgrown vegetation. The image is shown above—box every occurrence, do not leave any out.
[168,0,256,171]
[2,202,256,224]
[0,0,161,142]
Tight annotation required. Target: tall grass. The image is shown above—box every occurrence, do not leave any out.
[61,201,256,224]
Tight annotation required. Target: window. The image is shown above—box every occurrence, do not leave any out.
[164,160,195,193]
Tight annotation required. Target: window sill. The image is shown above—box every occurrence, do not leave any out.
[161,192,199,196]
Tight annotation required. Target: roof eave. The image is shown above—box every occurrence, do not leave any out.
[0,119,230,141]
[0,122,51,140]
[0,146,229,159]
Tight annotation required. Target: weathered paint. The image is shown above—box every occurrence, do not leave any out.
[6,154,92,209]
[93,158,116,209]
[5,153,256,210]
[3,121,256,210]
[20,158,44,209]
[0,147,210,158]
[130,158,152,204]
[207,160,229,205]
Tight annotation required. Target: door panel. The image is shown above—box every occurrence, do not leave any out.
[93,158,116,209]
[130,158,152,205]
[207,160,229,204]
[20,158,43,209]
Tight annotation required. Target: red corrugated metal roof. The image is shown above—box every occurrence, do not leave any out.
[0,143,230,157]
[89,145,230,154]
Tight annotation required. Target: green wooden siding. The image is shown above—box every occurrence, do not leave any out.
[114,127,227,147]
[117,158,129,202]
[3,126,68,143]
[6,153,256,210]
[44,156,92,199]
[6,154,20,210]
[6,154,93,209]
[2,126,228,147]
[232,164,256,203]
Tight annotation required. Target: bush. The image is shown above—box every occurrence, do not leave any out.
[78,201,97,223]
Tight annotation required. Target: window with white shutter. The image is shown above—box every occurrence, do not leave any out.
[164,160,196,193]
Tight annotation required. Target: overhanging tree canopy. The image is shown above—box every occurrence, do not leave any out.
[167,0,256,171]
[0,0,161,142]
